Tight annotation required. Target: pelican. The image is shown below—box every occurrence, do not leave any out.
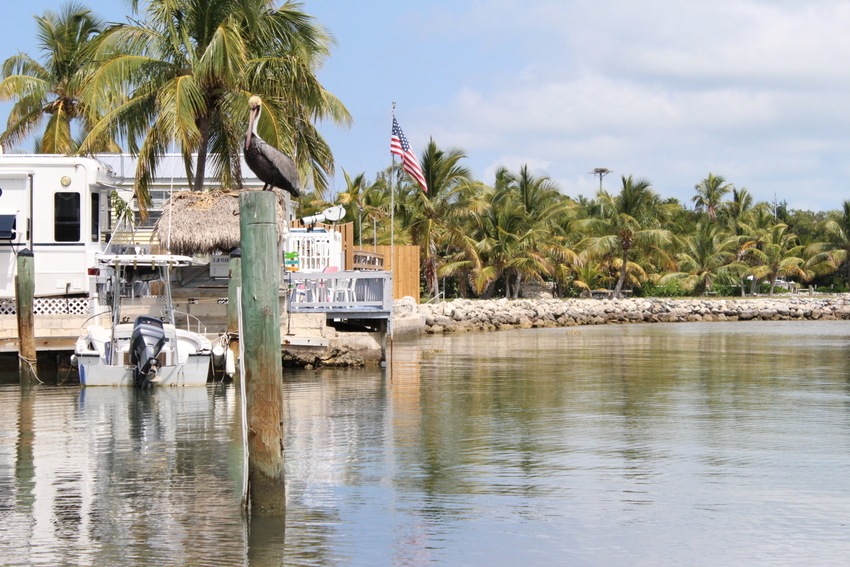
[244,95,301,197]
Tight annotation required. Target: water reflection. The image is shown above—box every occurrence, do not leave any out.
[1,321,850,565]
[0,385,247,566]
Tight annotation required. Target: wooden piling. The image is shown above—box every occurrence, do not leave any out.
[227,248,242,379]
[15,249,37,380]
[239,191,285,515]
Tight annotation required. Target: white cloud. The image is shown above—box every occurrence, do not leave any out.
[581,1,850,89]
[418,0,850,210]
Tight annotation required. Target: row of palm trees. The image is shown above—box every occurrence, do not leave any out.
[321,143,850,300]
[0,1,350,211]
[5,4,848,300]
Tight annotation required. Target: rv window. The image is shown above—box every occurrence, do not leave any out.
[0,214,15,239]
[54,192,81,242]
[91,192,100,242]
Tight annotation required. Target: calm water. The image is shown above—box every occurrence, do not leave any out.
[2,321,850,566]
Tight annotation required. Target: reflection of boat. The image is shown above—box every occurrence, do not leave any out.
[73,255,213,387]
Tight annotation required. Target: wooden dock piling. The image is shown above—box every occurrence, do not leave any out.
[239,191,285,515]
[15,249,37,381]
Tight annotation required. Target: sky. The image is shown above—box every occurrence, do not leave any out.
[2,0,850,212]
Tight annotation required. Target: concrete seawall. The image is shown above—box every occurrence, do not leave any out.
[401,295,850,334]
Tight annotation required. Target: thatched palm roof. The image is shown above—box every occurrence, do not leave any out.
[153,188,289,255]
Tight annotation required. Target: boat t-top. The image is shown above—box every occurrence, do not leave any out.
[73,254,213,387]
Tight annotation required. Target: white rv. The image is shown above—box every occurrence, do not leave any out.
[0,155,122,298]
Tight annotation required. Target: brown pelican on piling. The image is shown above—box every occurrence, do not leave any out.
[244,95,301,197]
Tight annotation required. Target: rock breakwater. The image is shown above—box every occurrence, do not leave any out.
[415,295,850,334]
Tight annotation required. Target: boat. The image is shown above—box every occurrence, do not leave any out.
[73,254,214,387]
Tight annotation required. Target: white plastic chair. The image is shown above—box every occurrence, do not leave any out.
[329,277,356,305]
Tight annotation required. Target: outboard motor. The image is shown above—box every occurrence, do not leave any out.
[129,316,167,388]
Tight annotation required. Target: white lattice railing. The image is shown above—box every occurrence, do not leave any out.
[0,297,90,315]
[283,230,343,272]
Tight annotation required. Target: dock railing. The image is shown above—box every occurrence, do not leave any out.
[351,250,384,271]
[283,270,393,314]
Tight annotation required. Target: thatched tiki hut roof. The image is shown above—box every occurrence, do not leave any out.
[153,188,290,255]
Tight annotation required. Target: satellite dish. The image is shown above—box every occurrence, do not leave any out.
[322,205,345,222]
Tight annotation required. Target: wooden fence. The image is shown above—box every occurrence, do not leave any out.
[345,245,419,303]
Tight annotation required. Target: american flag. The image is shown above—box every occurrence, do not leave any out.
[391,117,428,193]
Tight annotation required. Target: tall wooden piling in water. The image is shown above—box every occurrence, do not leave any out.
[15,249,37,380]
[239,191,285,515]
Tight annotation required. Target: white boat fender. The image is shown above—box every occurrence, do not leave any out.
[70,354,78,367]
[225,348,236,376]
[212,344,225,367]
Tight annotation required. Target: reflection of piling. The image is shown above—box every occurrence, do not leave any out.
[239,191,285,515]
[15,249,37,380]
[227,248,242,380]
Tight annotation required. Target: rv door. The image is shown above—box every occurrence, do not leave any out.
[0,173,32,297]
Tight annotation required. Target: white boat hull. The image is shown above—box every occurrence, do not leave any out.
[75,323,212,387]
[77,352,212,386]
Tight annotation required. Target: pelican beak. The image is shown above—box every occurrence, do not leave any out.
[246,107,257,149]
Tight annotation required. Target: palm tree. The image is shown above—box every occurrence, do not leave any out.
[659,223,739,295]
[820,200,850,286]
[736,207,784,294]
[511,165,566,221]
[799,242,842,285]
[692,173,732,221]
[575,175,675,298]
[80,0,350,209]
[570,258,606,298]
[404,139,481,300]
[0,3,112,153]
[336,169,391,247]
[745,223,807,296]
[718,187,755,235]
[471,190,552,298]
[337,169,368,246]
[490,165,576,297]
[294,188,333,220]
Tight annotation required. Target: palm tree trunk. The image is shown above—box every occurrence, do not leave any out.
[193,116,211,191]
[481,281,494,299]
[459,271,469,299]
[424,256,439,300]
[613,248,629,299]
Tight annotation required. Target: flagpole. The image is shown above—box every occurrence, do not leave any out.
[390,102,396,273]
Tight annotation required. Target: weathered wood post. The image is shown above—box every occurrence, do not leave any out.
[239,191,285,515]
[227,248,242,380]
[15,249,37,381]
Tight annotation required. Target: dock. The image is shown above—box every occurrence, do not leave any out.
[0,269,395,366]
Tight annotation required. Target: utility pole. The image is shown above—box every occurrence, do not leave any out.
[589,168,612,191]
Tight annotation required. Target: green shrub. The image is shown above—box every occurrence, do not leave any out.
[634,281,691,297]
[711,284,740,297]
